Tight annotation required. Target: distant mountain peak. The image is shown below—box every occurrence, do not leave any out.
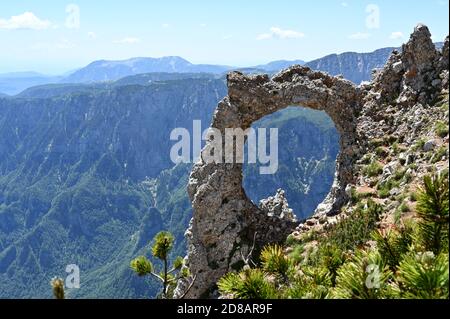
[254,59,306,72]
[63,56,229,83]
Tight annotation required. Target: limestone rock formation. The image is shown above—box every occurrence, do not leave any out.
[258,189,296,221]
[176,24,449,298]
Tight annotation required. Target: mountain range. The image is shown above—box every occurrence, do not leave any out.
[1,44,427,95]
[2,42,444,96]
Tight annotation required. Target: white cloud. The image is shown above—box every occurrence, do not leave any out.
[0,12,52,30]
[162,23,170,28]
[87,31,97,39]
[200,23,207,28]
[348,32,371,40]
[223,35,233,40]
[389,31,404,40]
[113,37,141,44]
[341,2,349,7]
[257,27,305,40]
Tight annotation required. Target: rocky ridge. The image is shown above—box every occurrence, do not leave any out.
[176,24,449,298]
[294,24,448,236]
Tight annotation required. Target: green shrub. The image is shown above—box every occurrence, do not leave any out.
[218,268,277,299]
[392,201,410,224]
[130,255,154,276]
[289,244,305,263]
[360,154,373,165]
[431,146,447,164]
[370,135,397,147]
[415,174,449,254]
[285,234,300,246]
[286,274,329,299]
[375,146,389,157]
[413,139,426,152]
[364,161,383,177]
[349,186,360,203]
[378,187,390,199]
[384,135,398,145]
[372,224,414,270]
[324,200,382,252]
[403,171,413,183]
[435,121,449,138]
[152,231,174,260]
[260,245,291,277]
[331,249,393,299]
[400,202,410,213]
[377,179,400,199]
[394,252,449,299]
[130,231,187,299]
[392,142,407,155]
[392,169,406,181]
[370,138,385,148]
[314,243,346,285]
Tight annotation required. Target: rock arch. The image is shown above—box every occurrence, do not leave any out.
[177,66,362,298]
[174,23,449,299]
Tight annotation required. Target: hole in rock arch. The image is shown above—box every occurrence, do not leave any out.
[242,106,340,220]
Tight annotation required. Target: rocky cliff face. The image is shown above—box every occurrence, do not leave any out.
[305,47,397,84]
[304,42,444,85]
[177,24,449,298]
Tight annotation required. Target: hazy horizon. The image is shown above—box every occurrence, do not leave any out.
[1,0,449,74]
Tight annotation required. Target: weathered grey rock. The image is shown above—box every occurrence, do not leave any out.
[442,36,449,63]
[439,37,449,91]
[371,24,447,107]
[405,153,416,166]
[389,187,400,197]
[432,79,442,87]
[382,161,401,181]
[423,139,437,152]
[259,189,297,221]
[392,61,404,74]
[345,184,354,198]
[402,24,439,92]
[399,153,407,165]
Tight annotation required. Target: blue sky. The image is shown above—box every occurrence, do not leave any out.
[0,0,448,74]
